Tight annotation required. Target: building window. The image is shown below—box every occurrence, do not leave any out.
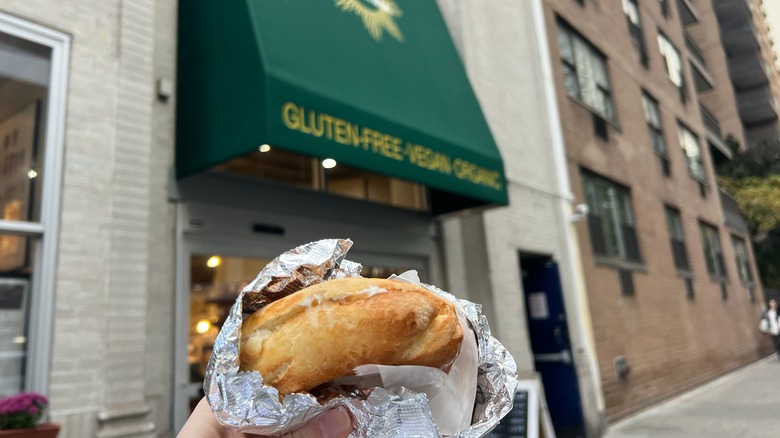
[0,14,69,395]
[623,0,649,66]
[699,221,727,280]
[216,148,428,212]
[581,171,641,263]
[557,21,615,121]
[0,31,50,397]
[731,235,753,284]
[678,124,706,183]
[658,32,687,102]
[642,92,670,175]
[664,206,690,271]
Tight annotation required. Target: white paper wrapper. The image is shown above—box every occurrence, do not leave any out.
[204,238,518,437]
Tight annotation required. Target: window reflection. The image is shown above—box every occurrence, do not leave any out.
[0,32,50,224]
[0,234,34,397]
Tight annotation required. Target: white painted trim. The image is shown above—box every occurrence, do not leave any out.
[530,0,606,418]
[0,12,70,396]
[173,205,191,433]
[0,220,44,236]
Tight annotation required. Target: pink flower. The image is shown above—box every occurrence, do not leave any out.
[0,392,48,429]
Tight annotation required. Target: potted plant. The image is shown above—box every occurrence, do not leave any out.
[0,393,60,437]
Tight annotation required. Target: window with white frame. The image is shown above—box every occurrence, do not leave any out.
[557,21,615,121]
[699,221,727,280]
[0,13,68,396]
[678,123,706,182]
[581,171,641,263]
[623,0,648,65]
[664,206,690,272]
[642,92,669,174]
[658,32,687,102]
[731,235,753,284]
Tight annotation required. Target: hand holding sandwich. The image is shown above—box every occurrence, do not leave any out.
[179,397,353,438]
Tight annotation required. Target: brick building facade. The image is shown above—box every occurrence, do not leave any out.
[542,0,768,421]
[0,0,596,436]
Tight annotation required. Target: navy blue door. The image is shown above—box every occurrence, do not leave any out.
[520,254,585,438]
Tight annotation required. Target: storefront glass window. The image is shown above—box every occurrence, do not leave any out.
[215,148,428,212]
[0,32,50,224]
[188,254,270,411]
[0,25,55,397]
[0,235,34,397]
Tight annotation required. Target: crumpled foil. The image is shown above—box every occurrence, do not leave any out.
[205,238,519,437]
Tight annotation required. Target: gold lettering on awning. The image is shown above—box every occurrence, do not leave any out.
[281,101,502,191]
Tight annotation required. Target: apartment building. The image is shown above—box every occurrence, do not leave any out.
[714,0,780,146]
[540,0,767,423]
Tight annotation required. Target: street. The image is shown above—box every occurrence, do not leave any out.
[604,356,780,438]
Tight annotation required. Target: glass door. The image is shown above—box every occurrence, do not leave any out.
[185,254,272,413]
[174,243,428,431]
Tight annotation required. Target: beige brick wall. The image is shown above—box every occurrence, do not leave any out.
[0,0,176,436]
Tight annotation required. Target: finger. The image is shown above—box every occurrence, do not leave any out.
[177,398,227,438]
[285,406,353,438]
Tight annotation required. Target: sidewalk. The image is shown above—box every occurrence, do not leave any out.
[603,356,780,438]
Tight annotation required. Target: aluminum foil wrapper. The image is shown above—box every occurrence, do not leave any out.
[205,238,519,437]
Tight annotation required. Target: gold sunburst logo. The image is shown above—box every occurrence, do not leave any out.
[335,0,404,42]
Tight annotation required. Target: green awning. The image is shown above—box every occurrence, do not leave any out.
[177,0,508,212]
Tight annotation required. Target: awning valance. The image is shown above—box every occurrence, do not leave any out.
[177,0,508,212]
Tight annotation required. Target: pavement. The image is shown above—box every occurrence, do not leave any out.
[603,356,780,438]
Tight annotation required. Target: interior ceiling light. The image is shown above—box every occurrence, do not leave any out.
[206,255,222,268]
[196,320,211,334]
[27,169,37,179]
[322,158,337,169]
[258,144,272,153]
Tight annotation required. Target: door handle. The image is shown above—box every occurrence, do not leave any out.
[534,350,572,364]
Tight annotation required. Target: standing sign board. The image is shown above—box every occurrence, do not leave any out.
[485,379,555,438]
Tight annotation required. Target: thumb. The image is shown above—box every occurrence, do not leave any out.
[285,406,353,438]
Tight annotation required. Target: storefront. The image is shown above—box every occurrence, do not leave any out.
[0,2,607,436]
[173,0,508,430]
